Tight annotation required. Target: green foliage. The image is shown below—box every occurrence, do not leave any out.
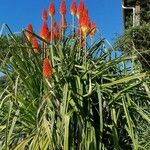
[115,22,150,70]
[0,25,150,150]
[115,3,150,147]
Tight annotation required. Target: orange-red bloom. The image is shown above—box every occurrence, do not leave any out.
[26,24,33,41]
[90,23,96,38]
[40,22,50,42]
[70,0,77,16]
[83,7,88,17]
[43,58,53,78]
[49,1,55,17]
[60,0,66,16]
[31,38,39,53]
[42,8,48,21]
[77,0,84,19]
[49,18,59,41]
[52,19,60,41]
[80,15,90,36]
[52,18,57,29]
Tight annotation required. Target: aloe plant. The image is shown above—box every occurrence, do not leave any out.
[0,0,150,150]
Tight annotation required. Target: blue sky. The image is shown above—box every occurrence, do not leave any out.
[0,0,123,41]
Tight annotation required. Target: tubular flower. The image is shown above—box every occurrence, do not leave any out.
[77,26,84,37]
[83,7,88,17]
[52,18,57,29]
[60,0,66,16]
[54,29,60,41]
[42,8,48,21]
[60,16,67,29]
[90,23,96,38]
[40,22,50,42]
[53,20,60,41]
[49,1,55,17]
[80,15,90,36]
[43,58,53,78]
[31,38,39,53]
[77,0,84,19]
[26,24,33,41]
[70,0,77,16]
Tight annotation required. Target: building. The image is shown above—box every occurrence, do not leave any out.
[122,0,149,28]
[122,0,150,69]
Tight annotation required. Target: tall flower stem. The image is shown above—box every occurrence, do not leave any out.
[51,17,54,67]
[72,15,75,38]
[42,42,46,59]
[84,34,87,64]
[79,29,82,59]
[62,15,64,41]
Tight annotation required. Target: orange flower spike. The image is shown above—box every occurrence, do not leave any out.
[60,0,66,16]
[70,0,77,16]
[80,15,90,36]
[53,21,60,41]
[54,29,60,41]
[77,0,84,19]
[40,22,50,42]
[90,23,96,38]
[52,18,57,29]
[31,38,39,53]
[42,8,48,21]
[49,1,55,17]
[43,58,53,78]
[83,7,88,17]
[26,24,33,41]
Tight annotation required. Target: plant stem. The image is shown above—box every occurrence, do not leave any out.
[51,17,54,67]
[84,34,87,64]
[72,15,75,38]
[62,15,65,42]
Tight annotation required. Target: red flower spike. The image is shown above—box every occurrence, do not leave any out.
[83,7,88,17]
[49,1,55,17]
[52,18,57,29]
[49,18,58,41]
[40,22,50,42]
[42,8,48,21]
[60,0,66,16]
[53,20,60,41]
[70,0,77,16]
[77,27,84,37]
[80,15,90,36]
[90,23,96,38]
[31,38,39,53]
[60,16,67,29]
[77,0,84,19]
[43,58,53,78]
[54,30,60,41]
[26,24,33,41]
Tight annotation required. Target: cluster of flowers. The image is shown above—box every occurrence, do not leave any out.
[25,0,96,79]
